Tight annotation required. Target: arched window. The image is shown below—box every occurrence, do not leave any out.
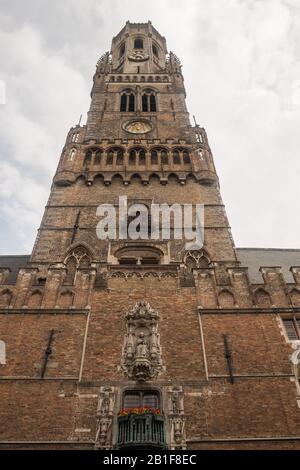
[64,246,91,286]
[138,149,146,166]
[119,42,125,58]
[134,38,143,49]
[129,148,145,166]
[65,257,77,286]
[94,149,102,165]
[142,89,157,112]
[116,148,124,165]
[161,149,168,165]
[151,150,158,165]
[106,150,114,165]
[129,149,136,166]
[183,150,191,164]
[0,289,12,307]
[120,89,135,112]
[84,150,92,166]
[173,149,181,164]
[69,149,76,161]
[152,44,159,58]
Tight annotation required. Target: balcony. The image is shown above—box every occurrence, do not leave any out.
[116,413,166,449]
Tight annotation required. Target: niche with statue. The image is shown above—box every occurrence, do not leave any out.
[121,301,164,382]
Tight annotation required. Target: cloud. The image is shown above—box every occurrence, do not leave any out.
[0,0,300,253]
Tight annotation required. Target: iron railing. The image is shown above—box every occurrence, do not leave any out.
[116,413,166,449]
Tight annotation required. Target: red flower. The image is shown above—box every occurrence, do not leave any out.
[118,407,161,416]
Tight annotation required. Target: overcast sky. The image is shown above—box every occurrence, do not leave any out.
[0,0,300,254]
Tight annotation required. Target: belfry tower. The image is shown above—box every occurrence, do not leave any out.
[2,22,300,450]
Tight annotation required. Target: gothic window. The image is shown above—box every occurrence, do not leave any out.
[84,150,92,166]
[119,42,125,58]
[151,150,158,165]
[152,44,159,58]
[27,290,42,308]
[105,147,123,166]
[161,149,168,165]
[69,149,76,161]
[173,150,181,165]
[142,89,157,112]
[129,149,136,165]
[134,38,143,49]
[64,247,91,286]
[255,288,271,307]
[138,149,146,165]
[282,317,300,341]
[218,290,235,308]
[58,291,74,309]
[71,131,79,142]
[64,257,77,286]
[106,150,114,165]
[0,289,12,307]
[116,148,124,165]
[183,150,191,164]
[0,340,5,365]
[94,149,103,165]
[123,390,160,410]
[120,89,135,112]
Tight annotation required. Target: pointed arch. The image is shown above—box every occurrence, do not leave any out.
[27,290,43,308]
[218,289,235,308]
[120,88,135,112]
[58,290,74,309]
[64,245,92,285]
[254,288,272,308]
[0,289,12,308]
[184,249,211,269]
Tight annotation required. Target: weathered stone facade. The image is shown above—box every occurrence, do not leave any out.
[1,21,300,450]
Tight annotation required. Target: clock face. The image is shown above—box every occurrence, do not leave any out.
[124,120,152,134]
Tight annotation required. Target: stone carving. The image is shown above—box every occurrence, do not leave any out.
[124,120,152,134]
[95,387,115,449]
[128,51,149,62]
[121,301,164,382]
[168,386,186,449]
[184,250,210,269]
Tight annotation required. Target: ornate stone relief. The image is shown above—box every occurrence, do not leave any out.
[168,386,186,449]
[128,51,149,62]
[110,271,176,280]
[121,301,164,382]
[123,120,153,134]
[184,250,210,269]
[95,387,115,449]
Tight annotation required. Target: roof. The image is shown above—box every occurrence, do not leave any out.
[0,255,30,284]
[236,248,300,283]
